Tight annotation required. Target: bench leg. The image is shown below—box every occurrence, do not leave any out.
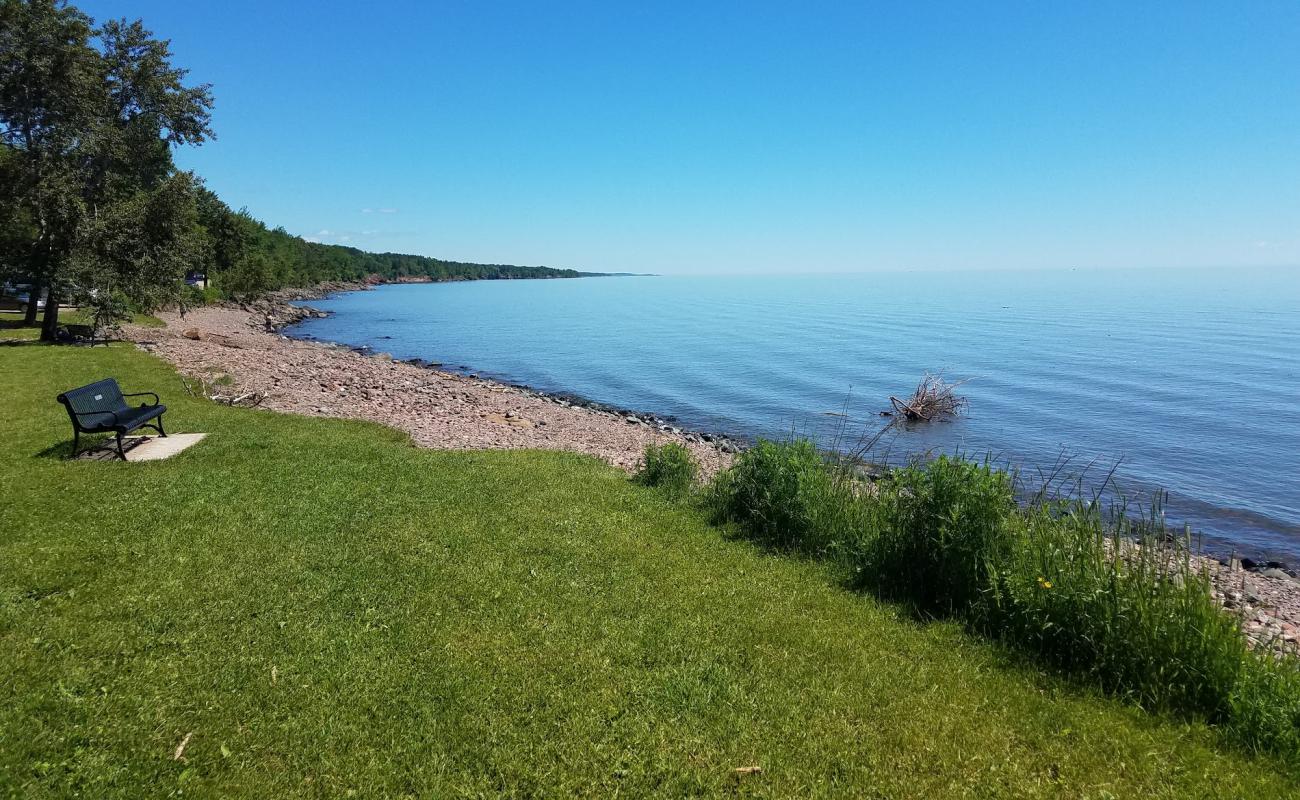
[141,415,167,438]
[71,430,80,459]
[115,431,126,461]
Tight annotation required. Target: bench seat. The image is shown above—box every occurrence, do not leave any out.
[76,404,168,434]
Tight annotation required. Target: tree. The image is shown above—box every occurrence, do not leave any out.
[0,0,213,339]
[0,142,40,321]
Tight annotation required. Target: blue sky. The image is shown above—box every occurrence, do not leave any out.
[80,1,1300,274]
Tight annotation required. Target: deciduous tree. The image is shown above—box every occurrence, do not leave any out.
[0,0,213,339]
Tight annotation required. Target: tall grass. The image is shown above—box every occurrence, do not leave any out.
[634,442,699,497]
[706,439,863,556]
[854,456,1014,614]
[707,437,1300,761]
[990,504,1250,710]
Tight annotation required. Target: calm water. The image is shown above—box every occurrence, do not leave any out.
[290,268,1300,558]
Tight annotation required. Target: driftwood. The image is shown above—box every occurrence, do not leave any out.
[180,375,266,408]
[182,328,242,348]
[887,372,969,422]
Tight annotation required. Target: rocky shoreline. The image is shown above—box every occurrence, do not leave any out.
[128,301,739,478]
[1205,558,1300,653]
[126,293,1300,652]
[253,283,749,454]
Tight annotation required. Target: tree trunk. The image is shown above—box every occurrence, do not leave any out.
[23,279,43,326]
[39,290,61,341]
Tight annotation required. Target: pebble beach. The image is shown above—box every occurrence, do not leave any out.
[127,295,735,477]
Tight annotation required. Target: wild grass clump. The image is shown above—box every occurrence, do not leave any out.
[988,505,1251,715]
[634,442,699,496]
[704,440,1300,761]
[707,438,865,555]
[1228,652,1300,755]
[853,456,1015,615]
[985,502,1300,756]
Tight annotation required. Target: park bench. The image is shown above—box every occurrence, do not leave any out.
[56,378,167,460]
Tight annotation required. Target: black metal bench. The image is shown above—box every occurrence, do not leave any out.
[56,378,167,460]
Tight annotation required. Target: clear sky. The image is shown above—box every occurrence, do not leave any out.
[78,1,1300,274]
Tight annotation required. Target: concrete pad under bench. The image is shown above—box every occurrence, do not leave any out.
[77,433,207,462]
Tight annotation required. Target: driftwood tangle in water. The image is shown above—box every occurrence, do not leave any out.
[889,372,969,421]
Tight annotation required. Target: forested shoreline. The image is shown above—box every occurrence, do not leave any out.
[190,188,592,299]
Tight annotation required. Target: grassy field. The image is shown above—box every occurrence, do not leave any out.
[1,339,1297,797]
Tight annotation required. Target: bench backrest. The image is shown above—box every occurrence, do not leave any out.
[57,378,128,418]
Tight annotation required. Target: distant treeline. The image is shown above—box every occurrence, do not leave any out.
[194,189,590,298]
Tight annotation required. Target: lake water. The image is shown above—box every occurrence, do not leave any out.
[289,268,1300,559]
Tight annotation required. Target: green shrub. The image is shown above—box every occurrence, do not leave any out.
[80,287,132,337]
[853,456,1014,615]
[634,442,698,497]
[708,438,865,555]
[183,283,223,307]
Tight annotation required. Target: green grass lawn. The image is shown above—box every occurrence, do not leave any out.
[1,342,1297,798]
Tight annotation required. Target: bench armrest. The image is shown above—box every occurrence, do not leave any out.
[123,392,160,406]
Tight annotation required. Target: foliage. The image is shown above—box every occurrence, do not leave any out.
[1,0,592,335]
[708,438,865,556]
[0,0,213,338]
[80,284,130,337]
[74,170,205,309]
[2,343,1296,795]
[984,503,1300,754]
[634,441,698,496]
[190,186,589,301]
[853,456,1014,614]
[986,506,1240,709]
[1229,654,1300,756]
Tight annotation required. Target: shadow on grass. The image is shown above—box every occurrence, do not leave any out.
[708,510,944,625]
[1,335,121,348]
[34,441,76,461]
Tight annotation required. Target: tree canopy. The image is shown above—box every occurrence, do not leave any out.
[0,0,590,339]
[0,0,214,338]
